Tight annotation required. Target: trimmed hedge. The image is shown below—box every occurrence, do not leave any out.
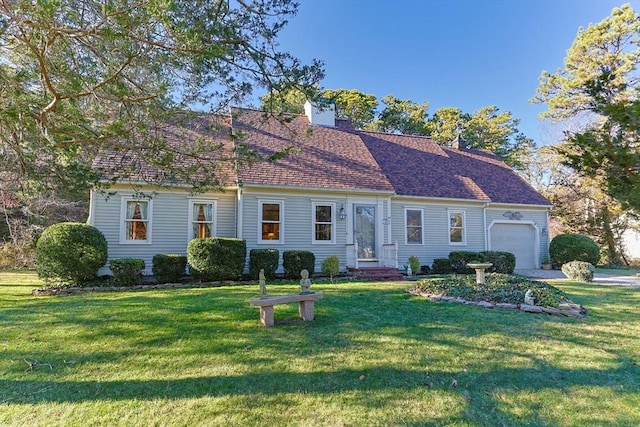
[249,249,279,280]
[187,238,246,281]
[35,222,108,286]
[449,251,485,274]
[110,258,145,286]
[152,254,187,284]
[550,233,600,267]
[432,258,453,274]
[283,250,315,279]
[561,260,595,282]
[480,251,516,274]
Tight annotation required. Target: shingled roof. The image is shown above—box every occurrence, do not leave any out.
[93,107,550,207]
[358,131,550,205]
[233,108,394,193]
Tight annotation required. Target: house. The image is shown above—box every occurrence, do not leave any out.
[88,102,552,276]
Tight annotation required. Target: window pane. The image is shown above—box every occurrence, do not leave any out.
[450,212,462,228]
[127,201,147,220]
[127,220,147,240]
[316,205,332,223]
[407,210,421,227]
[262,204,280,221]
[262,223,280,240]
[407,227,422,244]
[450,228,462,243]
[315,224,332,241]
[195,223,211,238]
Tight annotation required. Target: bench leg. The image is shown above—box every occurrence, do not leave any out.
[260,306,274,327]
[298,300,315,321]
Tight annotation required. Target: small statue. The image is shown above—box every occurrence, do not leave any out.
[300,269,312,294]
[259,269,267,298]
[524,289,535,306]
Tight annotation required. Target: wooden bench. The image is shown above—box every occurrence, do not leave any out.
[249,292,324,327]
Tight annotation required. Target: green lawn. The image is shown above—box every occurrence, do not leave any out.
[1,272,639,426]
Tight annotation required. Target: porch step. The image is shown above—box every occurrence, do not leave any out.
[348,267,404,281]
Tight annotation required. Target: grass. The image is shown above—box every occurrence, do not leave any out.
[1,271,640,426]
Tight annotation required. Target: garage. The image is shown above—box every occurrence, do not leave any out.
[489,223,538,269]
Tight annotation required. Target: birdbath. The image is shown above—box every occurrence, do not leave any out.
[467,263,493,285]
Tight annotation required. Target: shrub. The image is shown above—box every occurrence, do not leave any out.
[110,258,145,286]
[187,238,246,281]
[549,233,600,267]
[321,255,340,279]
[408,256,420,276]
[283,250,315,279]
[480,251,516,274]
[449,251,484,274]
[249,249,279,280]
[561,261,595,282]
[35,222,108,286]
[416,274,570,307]
[432,258,453,274]
[152,254,187,284]
[420,265,431,275]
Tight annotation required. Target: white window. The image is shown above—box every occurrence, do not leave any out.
[313,202,335,244]
[120,198,152,244]
[405,208,423,245]
[189,200,216,240]
[449,210,466,245]
[259,200,284,244]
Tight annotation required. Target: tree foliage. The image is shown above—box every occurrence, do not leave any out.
[368,95,429,135]
[321,89,378,129]
[532,3,640,123]
[0,0,324,194]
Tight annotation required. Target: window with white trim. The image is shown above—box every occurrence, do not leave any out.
[313,202,335,243]
[259,200,283,243]
[405,208,423,244]
[121,198,152,244]
[449,210,466,245]
[189,200,216,240]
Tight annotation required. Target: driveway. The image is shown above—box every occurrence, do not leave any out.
[516,269,640,286]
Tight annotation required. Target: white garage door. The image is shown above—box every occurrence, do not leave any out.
[490,223,537,269]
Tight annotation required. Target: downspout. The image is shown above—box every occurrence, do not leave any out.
[483,201,489,251]
[236,182,243,238]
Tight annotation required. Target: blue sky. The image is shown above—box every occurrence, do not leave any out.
[265,0,638,146]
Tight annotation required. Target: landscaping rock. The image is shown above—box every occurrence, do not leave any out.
[520,304,543,313]
[477,301,495,308]
[495,303,519,310]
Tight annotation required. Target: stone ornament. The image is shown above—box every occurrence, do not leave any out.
[300,269,311,294]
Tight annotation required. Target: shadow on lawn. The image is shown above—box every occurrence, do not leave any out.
[1,364,638,426]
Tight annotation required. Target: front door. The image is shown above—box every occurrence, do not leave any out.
[355,205,376,260]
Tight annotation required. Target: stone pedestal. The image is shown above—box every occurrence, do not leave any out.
[467,263,493,284]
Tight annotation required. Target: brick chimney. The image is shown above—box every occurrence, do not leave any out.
[304,99,335,127]
[451,135,468,150]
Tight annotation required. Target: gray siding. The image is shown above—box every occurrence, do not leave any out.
[90,186,236,275]
[240,188,349,274]
[390,199,487,270]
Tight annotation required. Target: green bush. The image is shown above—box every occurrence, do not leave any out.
[110,258,145,286]
[549,233,600,267]
[432,258,453,274]
[449,251,484,274]
[249,249,279,280]
[480,251,516,274]
[408,256,420,276]
[152,254,187,284]
[35,222,108,286]
[321,255,340,279]
[187,238,246,281]
[420,265,431,275]
[561,260,595,282]
[283,250,315,279]
[416,274,570,307]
